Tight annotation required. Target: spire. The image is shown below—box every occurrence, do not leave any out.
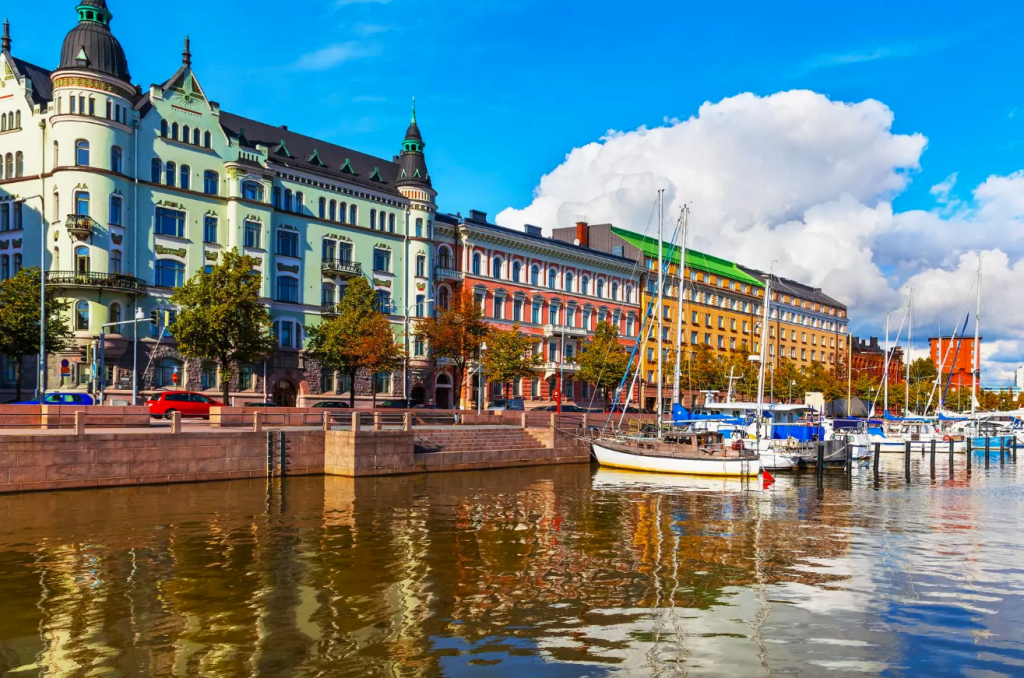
[411,94,417,124]
[182,34,191,66]
[396,99,431,190]
[2,18,10,53]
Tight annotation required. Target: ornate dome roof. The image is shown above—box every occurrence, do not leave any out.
[57,1,131,82]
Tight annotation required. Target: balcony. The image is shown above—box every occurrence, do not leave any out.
[46,270,148,295]
[65,214,98,241]
[542,361,579,376]
[543,324,588,338]
[435,267,463,282]
[321,258,362,278]
[321,303,339,317]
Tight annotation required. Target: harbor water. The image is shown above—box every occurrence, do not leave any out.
[0,454,1022,676]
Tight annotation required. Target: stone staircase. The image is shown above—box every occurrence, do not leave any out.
[414,428,547,454]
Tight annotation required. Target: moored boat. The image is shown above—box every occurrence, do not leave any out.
[592,431,760,477]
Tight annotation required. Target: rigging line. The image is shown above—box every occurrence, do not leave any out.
[868,302,909,416]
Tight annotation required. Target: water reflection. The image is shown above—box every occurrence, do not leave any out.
[0,456,1021,676]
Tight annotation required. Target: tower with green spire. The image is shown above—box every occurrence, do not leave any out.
[395,96,432,190]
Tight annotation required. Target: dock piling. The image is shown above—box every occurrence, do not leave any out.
[949,440,955,476]
[816,442,825,479]
[930,440,936,477]
[904,441,911,481]
[967,438,973,472]
[873,442,880,479]
[985,437,990,468]
[1000,437,1006,465]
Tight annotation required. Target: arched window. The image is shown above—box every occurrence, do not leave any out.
[14,111,20,128]
[492,256,502,279]
[12,151,22,178]
[193,127,201,145]
[415,218,423,237]
[625,285,634,303]
[349,204,357,224]
[182,125,191,144]
[472,252,481,276]
[156,259,185,288]
[110,249,122,274]
[416,253,426,277]
[272,186,281,208]
[108,194,122,226]
[596,279,605,298]
[151,158,162,183]
[4,154,11,178]
[203,171,218,195]
[565,272,574,292]
[171,122,179,140]
[53,141,59,168]
[389,213,396,232]
[530,265,539,286]
[242,181,264,201]
[611,281,619,300]
[318,197,326,219]
[437,246,451,269]
[160,120,168,137]
[295,191,304,213]
[179,164,190,190]
[284,189,293,212]
[276,276,299,303]
[438,286,450,310]
[75,140,90,166]
[165,161,176,187]
[512,261,522,283]
[1,115,5,132]
[109,303,121,325]
[203,131,212,148]
[110,146,122,173]
[0,255,8,279]
[12,253,21,274]
[548,268,557,289]
[370,209,376,230]
[74,191,90,216]
[75,301,90,331]
[329,199,337,221]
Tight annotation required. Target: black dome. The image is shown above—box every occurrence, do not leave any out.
[57,3,130,82]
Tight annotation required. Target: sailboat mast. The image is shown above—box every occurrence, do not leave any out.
[755,273,772,430]
[656,189,665,437]
[972,258,982,421]
[905,290,913,416]
[672,206,688,408]
[884,313,890,416]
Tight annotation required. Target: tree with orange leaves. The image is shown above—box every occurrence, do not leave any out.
[415,290,489,409]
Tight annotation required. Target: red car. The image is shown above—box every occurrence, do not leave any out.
[146,391,223,419]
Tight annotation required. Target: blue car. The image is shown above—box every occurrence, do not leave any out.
[15,392,95,405]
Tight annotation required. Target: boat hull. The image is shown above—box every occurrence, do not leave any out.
[592,441,760,477]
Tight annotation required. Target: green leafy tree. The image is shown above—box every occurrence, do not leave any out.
[170,248,275,404]
[415,290,489,409]
[305,276,378,407]
[0,267,74,401]
[358,313,405,407]
[576,321,632,409]
[481,324,541,401]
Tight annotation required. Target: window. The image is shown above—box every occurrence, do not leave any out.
[321,239,336,262]
[272,187,281,209]
[416,254,426,277]
[160,120,168,137]
[369,209,376,230]
[204,131,212,148]
[414,336,425,356]
[171,122,179,140]
[565,272,574,292]
[438,287,450,310]
[322,282,336,306]
[203,171,219,195]
[154,357,183,388]
[242,181,264,202]
[548,269,557,289]
[513,299,523,322]
[53,141,59,168]
[109,302,122,325]
[492,256,503,279]
[179,165,191,190]
[151,158,161,183]
[511,262,522,282]
[472,252,481,275]
[338,241,353,262]
[295,191,304,214]
[415,294,426,317]
[155,207,185,237]
[193,128,201,146]
[388,213,396,232]
[277,276,299,303]
[75,301,89,331]
[493,297,504,320]
[74,191,90,216]
[531,266,539,286]
[0,255,7,280]
[321,370,335,394]
[611,282,619,300]
[156,259,185,288]
[165,161,176,187]
[415,218,423,237]
[596,280,605,298]
[349,204,357,224]
[277,230,299,257]
[581,276,589,295]
[110,146,122,173]
[200,362,218,390]
[244,221,262,249]
[374,372,392,395]
[75,140,90,166]
[240,365,254,390]
[318,197,326,219]
[273,320,301,349]
[373,248,391,272]
[110,250,122,274]
[108,194,122,226]
[532,302,541,324]
[203,215,217,243]
[375,290,392,314]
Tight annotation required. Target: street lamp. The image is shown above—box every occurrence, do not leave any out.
[789,379,796,404]
[403,297,433,404]
[477,340,488,415]
[96,306,151,405]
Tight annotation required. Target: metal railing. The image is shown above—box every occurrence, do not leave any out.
[321,258,362,277]
[543,324,588,338]
[46,270,148,293]
[435,267,463,281]
[321,303,340,316]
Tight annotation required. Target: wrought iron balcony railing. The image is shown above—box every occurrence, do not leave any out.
[435,267,463,281]
[45,270,148,294]
[65,214,98,241]
[321,258,362,278]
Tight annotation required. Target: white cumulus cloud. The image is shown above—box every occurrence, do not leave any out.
[496,90,1024,383]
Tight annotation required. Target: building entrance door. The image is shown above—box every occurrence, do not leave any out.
[273,379,297,407]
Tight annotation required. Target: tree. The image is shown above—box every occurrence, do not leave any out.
[305,276,378,408]
[358,313,405,407]
[170,248,276,404]
[415,290,489,409]
[481,324,542,402]
[575,321,632,409]
[0,267,74,401]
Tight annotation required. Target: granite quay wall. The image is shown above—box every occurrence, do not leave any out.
[0,405,151,430]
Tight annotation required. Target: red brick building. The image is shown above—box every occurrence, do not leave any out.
[930,336,980,389]
[851,336,904,385]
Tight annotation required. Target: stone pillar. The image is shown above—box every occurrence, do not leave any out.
[170,410,182,434]
[74,411,86,437]
[253,411,263,433]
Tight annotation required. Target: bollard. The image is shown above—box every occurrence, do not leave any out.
[171,410,182,435]
[985,437,990,468]
[74,410,86,437]
[374,412,382,431]
[967,438,972,472]
[253,411,263,433]
[322,411,331,432]
[873,442,881,478]
[351,411,360,432]
[949,440,955,477]
[550,413,556,430]
[930,440,936,477]
[904,441,911,480]
[404,411,412,432]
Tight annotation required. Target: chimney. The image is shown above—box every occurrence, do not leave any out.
[575,221,589,248]
[468,209,488,223]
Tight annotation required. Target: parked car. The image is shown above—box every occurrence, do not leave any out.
[243,402,278,408]
[377,399,415,409]
[14,392,95,406]
[489,398,525,412]
[532,404,590,413]
[311,401,351,409]
[146,391,222,419]
[606,404,649,414]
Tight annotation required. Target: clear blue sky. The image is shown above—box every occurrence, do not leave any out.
[8,0,1024,218]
